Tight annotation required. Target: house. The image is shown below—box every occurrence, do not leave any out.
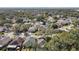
[58,24,74,32]
[56,18,72,27]
[19,33,26,38]
[34,22,42,26]
[28,26,38,33]
[77,25,79,29]
[37,25,47,33]
[23,36,37,49]
[0,26,4,32]
[37,37,46,48]
[64,18,72,25]
[7,37,24,51]
[10,37,24,46]
[4,32,16,39]
[0,36,12,50]
[47,16,55,22]
[52,29,65,33]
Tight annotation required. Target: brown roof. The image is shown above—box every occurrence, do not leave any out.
[9,37,24,46]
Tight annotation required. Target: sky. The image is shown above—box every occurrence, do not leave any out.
[0,0,78,7]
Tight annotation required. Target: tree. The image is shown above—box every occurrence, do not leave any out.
[52,23,58,29]
[36,15,45,22]
[0,15,6,26]
[72,19,79,27]
[16,19,23,23]
[45,29,79,51]
[20,24,31,32]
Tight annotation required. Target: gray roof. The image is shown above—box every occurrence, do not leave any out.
[28,26,37,33]
[37,38,46,48]
[23,36,36,47]
[0,36,12,47]
[0,26,4,32]
[56,19,71,26]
